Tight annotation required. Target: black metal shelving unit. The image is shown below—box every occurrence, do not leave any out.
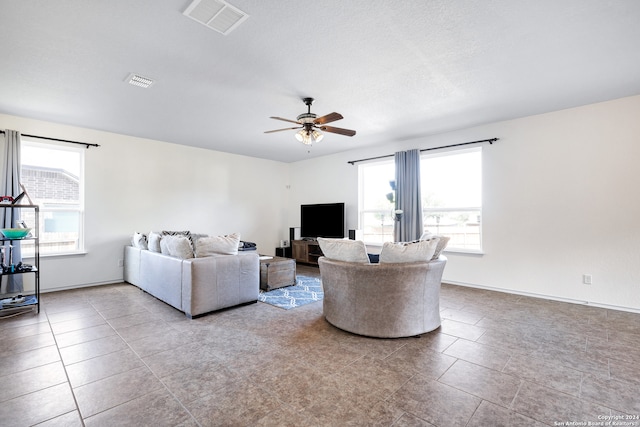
[0,204,40,316]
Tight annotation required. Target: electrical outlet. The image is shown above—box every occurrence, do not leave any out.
[118,259,124,267]
[583,274,592,285]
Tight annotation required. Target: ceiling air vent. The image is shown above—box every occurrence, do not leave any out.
[183,0,248,35]
[125,73,154,88]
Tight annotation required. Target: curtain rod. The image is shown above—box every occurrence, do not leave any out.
[0,130,100,148]
[347,137,498,165]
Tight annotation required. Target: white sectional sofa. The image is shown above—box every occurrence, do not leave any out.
[124,234,259,318]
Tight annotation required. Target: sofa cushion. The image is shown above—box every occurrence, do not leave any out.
[317,238,370,263]
[131,232,148,250]
[195,233,241,257]
[160,235,194,259]
[419,232,450,259]
[379,238,440,263]
[148,231,162,252]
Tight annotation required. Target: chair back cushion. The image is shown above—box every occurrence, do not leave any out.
[379,238,440,263]
[317,238,370,263]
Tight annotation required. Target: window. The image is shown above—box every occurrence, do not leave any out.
[20,139,85,256]
[421,148,482,251]
[358,148,482,252]
[358,160,396,245]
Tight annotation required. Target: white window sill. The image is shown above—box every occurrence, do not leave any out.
[444,249,484,256]
[23,251,88,259]
[364,243,484,256]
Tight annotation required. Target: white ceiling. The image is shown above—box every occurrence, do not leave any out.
[1,0,639,163]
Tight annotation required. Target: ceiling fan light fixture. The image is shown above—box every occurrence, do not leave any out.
[266,97,355,143]
[311,129,324,142]
[295,128,323,145]
[296,113,316,123]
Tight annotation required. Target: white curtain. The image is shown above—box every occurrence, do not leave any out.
[1,130,23,293]
[393,149,423,242]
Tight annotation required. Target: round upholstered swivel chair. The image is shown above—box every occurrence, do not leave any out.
[318,256,447,338]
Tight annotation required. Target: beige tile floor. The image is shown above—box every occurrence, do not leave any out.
[1,265,640,426]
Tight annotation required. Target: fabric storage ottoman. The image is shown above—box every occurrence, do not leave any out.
[260,256,296,291]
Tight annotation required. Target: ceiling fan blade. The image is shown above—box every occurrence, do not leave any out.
[264,126,301,134]
[320,125,356,137]
[270,116,301,125]
[314,112,343,125]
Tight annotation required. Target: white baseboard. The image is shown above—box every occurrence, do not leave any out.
[443,280,640,314]
[41,279,127,294]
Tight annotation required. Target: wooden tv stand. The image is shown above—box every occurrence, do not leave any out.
[292,240,323,265]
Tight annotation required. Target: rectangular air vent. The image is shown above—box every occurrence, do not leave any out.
[183,0,248,35]
[125,73,154,88]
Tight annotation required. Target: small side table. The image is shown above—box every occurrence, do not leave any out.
[259,256,296,291]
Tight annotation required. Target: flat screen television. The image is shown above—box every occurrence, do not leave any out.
[300,202,345,239]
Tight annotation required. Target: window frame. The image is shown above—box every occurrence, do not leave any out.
[358,147,483,253]
[420,147,483,254]
[20,138,86,257]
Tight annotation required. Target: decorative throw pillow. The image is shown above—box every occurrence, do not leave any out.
[419,232,450,260]
[147,231,162,253]
[131,232,148,249]
[367,253,380,263]
[379,238,440,263]
[161,230,190,236]
[159,237,170,255]
[190,233,208,248]
[162,230,192,246]
[159,235,194,259]
[195,233,241,257]
[317,238,370,263]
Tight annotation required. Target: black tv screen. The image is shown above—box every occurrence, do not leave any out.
[300,203,345,239]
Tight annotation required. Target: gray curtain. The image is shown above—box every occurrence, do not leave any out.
[393,149,423,242]
[1,130,23,293]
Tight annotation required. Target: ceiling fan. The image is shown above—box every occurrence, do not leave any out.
[265,97,356,145]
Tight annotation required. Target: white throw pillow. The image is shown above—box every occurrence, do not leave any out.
[379,238,440,263]
[159,235,194,259]
[419,232,450,260]
[131,232,148,250]
[147,231,162,253]
[195,233,241,257]
[161,230,191,238]
[162,230,192,248]
[317,238,370,263]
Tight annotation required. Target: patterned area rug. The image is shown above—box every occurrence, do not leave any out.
[258,275,323,310]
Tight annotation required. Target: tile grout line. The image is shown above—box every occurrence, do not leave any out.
[85,295,204,427]
[507,379,524,411]
[44,306,88,427]
[10,280,640,425]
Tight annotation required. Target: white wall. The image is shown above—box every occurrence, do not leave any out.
[3,94,639,311]
[0,113,290,292]
[287,95,640,311]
